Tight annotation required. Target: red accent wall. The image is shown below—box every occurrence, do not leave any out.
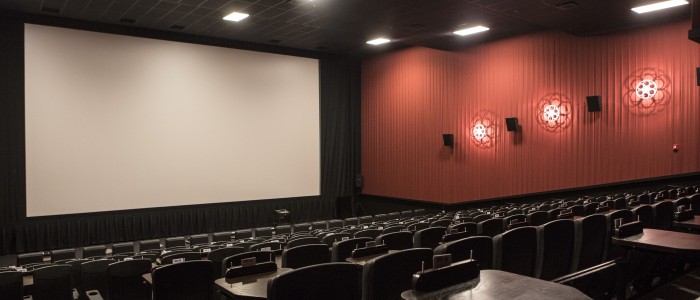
[362,20,700,204]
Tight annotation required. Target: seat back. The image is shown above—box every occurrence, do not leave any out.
[362,248,433,300]
[285,236,318,248]
[107,259,152,300]
[631,205,654,228]
[406,222,430,231]
[0,271,23,300]
[212,231,232,243]
[691,193,700,215]
[477,218,504,237]
[232,229,251,240]
[268,263,361,300]
[254,227,274,238]
[111,242,134,255]
[493,226,538,277]
[527,211,549,226]
[375,231,413,251]
[275,225,292,235]
[539,220,575,280]
[322,233,351,247]
[188,234,210,246]
[138,239,161,252]
[575,214,608,271]
[344,217,359,227]
[673,197,691,211]
[80,259,116,298]
[160,252,200,265]
[374,214,388,222]
[50,249,76,262]
[433,236,493,269]
[446,222,477,235]
[33,265,73,300]
[206,247,245,278]
[429,219,452,228]
[152,261,212,300]
[282,244,331,269]
[17,252,44,266]
[358,216,373,225]
[164,237,186,249]
[652,200,674,230]
[83,245,107,259]
[354,229,381,240]
[291,223,310,233]
[413,227,446,249]
[331,237,372,262]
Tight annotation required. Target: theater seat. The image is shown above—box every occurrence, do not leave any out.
[493,226,538,277]
[206,247,245,278]
[267,263,361,300]
[574,214,608,271]
[282,244,330,269]
[287,236,321,249]
[0,271,23,300]
[50,249,76,262]
[331,237,372,262]
[413,227,446,249]
[106,259,152,300]
[477,218,504,237]
[375,231,412,251]
[538,219,575,280]
[82,245,107,259]
[160,252,200,265]
[354,229,381,240]
[652,201,674,230]
[32,265,73,300]
[322,233,351,247]
[80,259,116,299]
[527,211,549,226]
[362,248,433,300]
[152,261,212,300]
[433,236,492,269]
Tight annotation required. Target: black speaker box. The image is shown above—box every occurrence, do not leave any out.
[442,134,454,147]
[696,67,700,86]
[586,96,602,112]
[505,118,518,132]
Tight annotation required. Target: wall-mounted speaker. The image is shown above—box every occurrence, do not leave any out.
[505,118,518,132]
[355,174,363,188]
[696,67,700,86]
[586,96,602,112]
[442,134,454,147]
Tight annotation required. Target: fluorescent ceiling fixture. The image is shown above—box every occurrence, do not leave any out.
[453,26,490,36]
[223,12,249,22]
[631,0,688,13]
[366,38,390,45]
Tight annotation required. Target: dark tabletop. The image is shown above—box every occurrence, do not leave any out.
[674,215,700,230]
[214,268,292,300]
[612,228,700,254]
[401,269,591,300]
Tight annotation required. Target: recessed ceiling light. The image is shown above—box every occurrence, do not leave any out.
[223,12,249,22]
[631,0,688,13]
[453,26,490,36]
[367,38,391,45]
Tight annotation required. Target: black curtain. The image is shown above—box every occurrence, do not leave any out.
[0,13,361,254]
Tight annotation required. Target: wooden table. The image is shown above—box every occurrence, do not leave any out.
[401,270,591,300]
[214,268,291,299]
[612,228,700,254]
[674,215,700,230]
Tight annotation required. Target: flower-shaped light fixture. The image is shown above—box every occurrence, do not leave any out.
[536,93,572,132]
[470,111,497,148]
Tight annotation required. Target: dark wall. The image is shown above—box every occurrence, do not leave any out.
[0,12,361,254]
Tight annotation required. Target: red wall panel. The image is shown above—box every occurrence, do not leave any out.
[362,20,700,204]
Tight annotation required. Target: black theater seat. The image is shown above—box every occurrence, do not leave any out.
[493,226,538,277]
[539,219,576,280]
[433,236,493,269]
[362,248,433,300]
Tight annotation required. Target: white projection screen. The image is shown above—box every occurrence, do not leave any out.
[24,24,320,217]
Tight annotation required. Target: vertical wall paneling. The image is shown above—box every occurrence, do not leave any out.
[362,20,700,204]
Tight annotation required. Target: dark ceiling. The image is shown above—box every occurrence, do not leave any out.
[0,0,692,56]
